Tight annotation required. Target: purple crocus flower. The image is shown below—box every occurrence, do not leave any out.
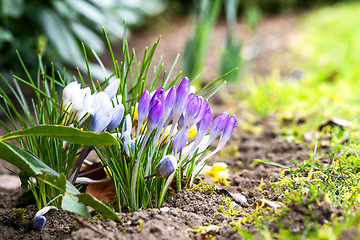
[197,108,213,139]
[183,95,199,127]
[137,91,151,136]
[108,104,125,132]
[156,155,178,178]
[194,97,208,124]
[88,107,112,133]
[208,112,229,142]
[103,79,120,100]
[218,115,237,148]
[173,128,189,153]
[149,87,165,109]
[163,86,177,121]
[147,100,163,131]
[172,77,190,123]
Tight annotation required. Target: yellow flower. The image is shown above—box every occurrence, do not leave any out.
[201,162,230,186]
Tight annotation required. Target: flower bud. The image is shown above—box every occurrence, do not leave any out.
[163,86,177,120]
[197,108,213,138]
[88,107,112,133]
[183,95,199,127]
[147,100,163,131]
[150,87,165,109]
[103,79,120,100]
[108,104,125,132]
[62,81,81,106]
[92,92,112,114]
[218,115,237,148]
[30,215,46,231]
[72,87,91,112]
[137,91,151,128]
[209,112,229,141]
[156,155,178,178]
[194,97,208,124]
[172,77,190,122]
[173,128,189,153]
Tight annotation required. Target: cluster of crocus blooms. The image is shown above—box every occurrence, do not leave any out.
[62,79,125,182]
[133,77,237,180]
[62,79,124,134]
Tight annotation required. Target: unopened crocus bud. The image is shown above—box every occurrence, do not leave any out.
[156,155,178,178]
[147,100,163,131]
[197,108,213,138]
[194,97,208,124]
[183,95,199,127]
[122,131,133,156]
[137,91,151,129]
[72,87,91,111]
[88,107,112,133]
[172,77,190,122]
[108,104,125,132]
[62,81,80,106]
[150,87,165,109]
[218,115,237,148]
[163,86,177,120]
[209,112,229,142]
[173,128,189,153]
[92,92,112,114]
[103,79,120,100]
[30,215,46,231]
[122,114,132,136]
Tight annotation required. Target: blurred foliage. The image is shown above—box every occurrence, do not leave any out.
[0,0,165,79]
[183,0,221,82]
[240,1,360,139]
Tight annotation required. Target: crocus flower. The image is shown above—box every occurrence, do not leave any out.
[163,86,177,122]
[30,216,47,231]
[217,115,237,149]
[206,112,229,145]
[137,91,151,136]
[183,94,199,127]
[103,79,120,100]
[88,107,112,133]
[147,100,163,132]
[173,127,189,153]
[156,155,178,178]
[108,104,125,132]
[62,81,81,106]
[92,92,112,115]
[172,77,190,123]
[149,87,165,109]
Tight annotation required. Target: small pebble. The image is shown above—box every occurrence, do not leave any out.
[30,215,47,230]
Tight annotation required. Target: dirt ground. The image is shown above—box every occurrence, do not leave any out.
[0,13,340,240]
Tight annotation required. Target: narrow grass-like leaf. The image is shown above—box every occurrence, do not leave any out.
[1,125,119,146]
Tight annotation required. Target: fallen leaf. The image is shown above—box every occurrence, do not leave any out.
[200,225,220,240]
[214,186,247,204]
[85,179,116,202]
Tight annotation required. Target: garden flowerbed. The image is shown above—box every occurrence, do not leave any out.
[1,5,360,239]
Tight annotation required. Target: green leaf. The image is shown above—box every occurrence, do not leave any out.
[0,125,119,146]
[0,140,116,219]
[62,193,90,218]
[78,193,120,222]
[1,0,24,17]
[0,139,57,176]
[41,10,83,64]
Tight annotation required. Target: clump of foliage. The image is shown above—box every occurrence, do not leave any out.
[0,26,236,218]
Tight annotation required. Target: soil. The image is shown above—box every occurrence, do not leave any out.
[0,13,346,240]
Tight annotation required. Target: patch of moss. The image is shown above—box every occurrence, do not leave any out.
[191,180,216,195]
[0,208,28,229]
[216,196,241,217]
